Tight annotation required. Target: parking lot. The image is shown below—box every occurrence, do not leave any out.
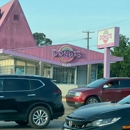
[0,102,75,130]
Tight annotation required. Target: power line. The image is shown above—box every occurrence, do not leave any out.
[54,17,130,44]
[89,17,130,32]
[54,32,83,43]
[54,38,85,44]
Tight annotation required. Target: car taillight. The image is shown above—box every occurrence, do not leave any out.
[53,89,61,95]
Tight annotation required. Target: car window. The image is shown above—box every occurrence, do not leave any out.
[86,78,108,88]
[119,79,130,88]
[3,78,30,91]
[30,80,43,90]
[0,79,4,91]
[107,80,120,89]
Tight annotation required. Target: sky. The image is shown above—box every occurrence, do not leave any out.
[1,0,130,52]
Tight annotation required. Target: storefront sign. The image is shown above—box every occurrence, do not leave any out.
[97,27,119,49]
[52,45,81,63]
[62,63,71,67]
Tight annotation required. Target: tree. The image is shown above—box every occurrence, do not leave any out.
[33,32,52,46]
[98,34,130,78]
[110,34,130,77]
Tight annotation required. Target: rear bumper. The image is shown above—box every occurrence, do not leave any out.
[52,103,65,119]
[53,111,64,119]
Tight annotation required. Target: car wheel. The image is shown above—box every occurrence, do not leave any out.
[15,121,28,125]
[28,106,50,129]
[85,96,100,105]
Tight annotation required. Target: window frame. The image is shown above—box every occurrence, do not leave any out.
[106,79,120,89]
[2,78,31,92]
[0,78,4,92]
[30,79,45,90]
[0,77,45,92]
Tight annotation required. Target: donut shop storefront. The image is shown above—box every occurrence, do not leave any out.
[0,44,123,96]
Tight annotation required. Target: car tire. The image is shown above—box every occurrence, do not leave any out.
[15,120,28,125]
[28,106,51,129]
[85,96,100,105]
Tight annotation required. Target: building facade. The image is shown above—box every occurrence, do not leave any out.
[0,0,123,96]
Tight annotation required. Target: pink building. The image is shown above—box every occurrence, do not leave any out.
[0,0,123,95]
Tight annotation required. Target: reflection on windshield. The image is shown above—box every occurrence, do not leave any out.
[85,78,108,88]
[118,95,130,104]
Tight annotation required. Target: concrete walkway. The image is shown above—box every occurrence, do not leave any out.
[62,97,66,102]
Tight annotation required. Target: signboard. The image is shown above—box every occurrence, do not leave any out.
[97,27,119,49]
[52,45,81,63]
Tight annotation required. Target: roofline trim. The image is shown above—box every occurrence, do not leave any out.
[1,49,123,67]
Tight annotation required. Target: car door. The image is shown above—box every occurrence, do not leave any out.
[101,80,122,102]
[119,79,130,100]
[0,78,31,120]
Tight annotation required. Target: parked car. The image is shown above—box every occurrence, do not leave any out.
[0,74,64,129]
[66,77,130,108]
[62,95,130,130]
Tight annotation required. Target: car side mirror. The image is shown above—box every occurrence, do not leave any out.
[103,85,108,89]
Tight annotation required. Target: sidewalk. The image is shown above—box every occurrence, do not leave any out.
[62,97,66,102]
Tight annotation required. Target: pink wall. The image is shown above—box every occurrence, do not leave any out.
[0,0,36,49]
[12,44,123,66]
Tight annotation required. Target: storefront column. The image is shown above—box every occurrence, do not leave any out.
[25,61,27,74]
[34,63,36,75]
[96,65,98,80]
[13,59,16,74]
[39,61,44,76]
[74,67,77,84]
[87,65,91,84]
[50,66,53,79]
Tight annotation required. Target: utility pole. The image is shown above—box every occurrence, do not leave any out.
[82,31,94,84]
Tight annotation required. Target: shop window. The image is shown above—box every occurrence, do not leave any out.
[36,67,39,75]
[53,68,75,84]
[0,66,14,74]
[16,60,25,66]
[91,71,96,82]
[26,66,35,75]
[15,66,24,74]
[27,62,35,66]
[44,68,51,78]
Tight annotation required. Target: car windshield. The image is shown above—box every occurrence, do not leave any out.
[85,78,108,88]
[118,95,130,104]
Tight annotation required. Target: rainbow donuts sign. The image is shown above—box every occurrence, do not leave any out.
[52,45,81,63]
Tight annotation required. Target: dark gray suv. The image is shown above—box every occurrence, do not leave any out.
[0,74,64,129]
